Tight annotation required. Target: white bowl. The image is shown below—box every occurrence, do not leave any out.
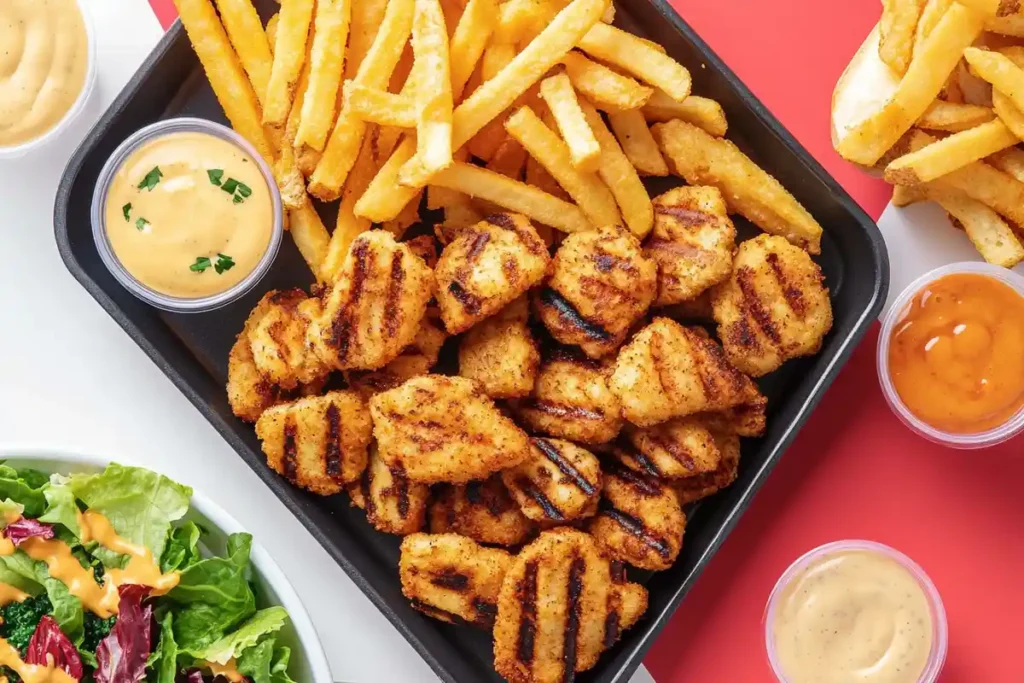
[0,447,332,683]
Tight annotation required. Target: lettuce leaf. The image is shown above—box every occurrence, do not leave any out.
[193,607,287,664]
[237,639,296,683]
[270,646,296,683]
[0,465,47,517]
[68,464,192,563]
[38,474,82,538]
[0,551,83,643]
[152,611,179,683]
[0,499,25,530]
[165,533,256,652]
[160,522,203,573]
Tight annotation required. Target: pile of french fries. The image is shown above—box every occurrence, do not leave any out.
[171,0,732,281]
[837,0,1024,268]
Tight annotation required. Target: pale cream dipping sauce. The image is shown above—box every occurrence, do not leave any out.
[772,550,934,683]
[0,0,89,147]
[105,131,274,298]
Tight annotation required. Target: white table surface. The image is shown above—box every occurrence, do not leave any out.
[0,1,657,681]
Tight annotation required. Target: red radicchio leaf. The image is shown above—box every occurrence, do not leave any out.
[95,584,152,683]
[26,615,84,680]
[4,518,55,546]
[182,669,206,683]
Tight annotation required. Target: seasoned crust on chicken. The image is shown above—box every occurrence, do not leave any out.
[608,317,753,427]
[502,438,603,523]
[671,429,740,506]
[534,227,657,359]
[404,234,439,270]
[435,213,551,334]
[348,447,429,535]
[617,416,723,480]
[228,296,286,422]
[701,390,768,438]
[659,291,714,323]
[589,459,686,571]
[646,186,736,306]
[429,476,536,547]
[255,390,373,495]
[400,533,513,629]
[248,290,329,390]
[309,231,434,371]
[515,350,623,445]
[711,234,833,377]
[459,298,540,399]
[370,375,532,483]
[346,312,447,398]
[494,528,647,683]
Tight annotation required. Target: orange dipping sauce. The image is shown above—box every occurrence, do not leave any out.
[888,273,1024,434]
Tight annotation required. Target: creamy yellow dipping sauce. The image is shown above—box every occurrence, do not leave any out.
[105,131,274,298]
[772,550,934,683]
[0,0,89,147]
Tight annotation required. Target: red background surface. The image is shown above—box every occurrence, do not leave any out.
[149,1,1023,680]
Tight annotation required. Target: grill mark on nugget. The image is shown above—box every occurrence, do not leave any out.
[383,251,406,338]
[538,288,612,341]
[517,561,540,666]
[736,266,781,344]
[599,505,672,559]
[653,205,714,226]
[324,403,342,478]
[448,281,482,315]
[330,240,370,359]
[283,418,298,481]
[563,554,586,681]
[533,438,598,496]
[765,251,806,317]
[430,569,470,591]
[516,477,565,521]
[527,400,607,422]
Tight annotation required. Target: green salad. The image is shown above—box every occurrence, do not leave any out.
[0,462,295,683]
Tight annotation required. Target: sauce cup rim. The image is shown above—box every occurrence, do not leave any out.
[876,261,1024,449]
[763,539,948,683]
[90,117,284,313]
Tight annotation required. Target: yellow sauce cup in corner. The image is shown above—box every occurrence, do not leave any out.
[91,118,284,312]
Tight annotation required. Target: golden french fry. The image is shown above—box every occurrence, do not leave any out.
[398,0,610,186]
[576,23,691,101]
[560,51,653,112]
[427,184,466,208]
[344,82,418,127]
[987,146,1024,181]
[506,106,621,227]
[835,3,984,166]
[992,89,1024,139]
[448,0,499,99]
[607,108,669,176]
[884,119,1018,184]
[956,0,1002,15]
[655,119,824,253]
[295,0,352,151]
[916,100,996,131]
[308,0,413,200]
[289,202,332,281]
[538,73,601,171]
[467,42,517,161]
[264,0,315,126]
[322,133,378,282]
[495,0,557,44]
[274,143,309,209]
[930,187,1024,266]
[439,0,464,35]
[213,0,274,105]
[411,0,454,174]
[382,190,425,237]
[486,135,529,179]
[436,200,485,243]
[376,125,405,162]
[891,184,927,206]
[355,136,422,221]
[963,47,1024,113]
[913,0,951,59]
[986,14,1024,35]
[347,0,390,79]
[172,0,274,161]
[266,12,280,52]
[525,154,570,200]
[429,161,594,232]
[579,100,653,238]
[879,0,926,75]
[641,91,728,137]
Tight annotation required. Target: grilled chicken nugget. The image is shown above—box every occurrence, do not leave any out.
[617,416,723,480]
[646,186,737,306]
[435,213,551,334]
[459,298,540,399]
[609,317,752,427]
[405,234,439,269]
[370,375,532,483]
[700,389,768,438]
[711,234,833,377]
[256,390,373,495]
[494,528,647,683]
[502,438,602,523]
[346,312,447,398]
[589,460,686,571]
[309,231,434,371]
[516,350,624,445]
[671,429,741,506]
[351,447,429,535]
[228,296,286,423]
[249,290,329,390]
[400,533,513,629]
[534,227,657,359]
[429,476,536,547]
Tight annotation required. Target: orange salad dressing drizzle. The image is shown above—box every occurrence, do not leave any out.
[0,639,76,683]
[207,658,246,682]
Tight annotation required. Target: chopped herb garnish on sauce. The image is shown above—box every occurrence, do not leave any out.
[190,257,212,273]
[207,169,224,186]
[122,203,132,222]
[138,166,163,191]
[220,178,252,204]
[135,217,150,231]
[214,253,235,274]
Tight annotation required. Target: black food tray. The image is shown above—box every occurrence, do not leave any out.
[55,1,888,680]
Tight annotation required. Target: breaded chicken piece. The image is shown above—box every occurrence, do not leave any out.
[458,298,539,399]
[429,476,536,547]
[255,391,373,495]
[700,389,768,438]
[671,429,741,505]
[404,234,439,269]
[494,529,647,683]
[609,318,752,427]
[646,186,737,306]
[347,447,429,535]
[370,375,532,483]
[589,459,686,571]
[502,438,603,523]
[605,559,649,642]
[434,213,551,334]
[228,296,286,422]
[659,291,714,323]
[516,349,624,445]
[711,234,833,377]
[534,227,657,359]
[248,290,329,390]
[346,311,447,398]
[400,533,513,629]
[309,231,434,371]
[617,416,722,480]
